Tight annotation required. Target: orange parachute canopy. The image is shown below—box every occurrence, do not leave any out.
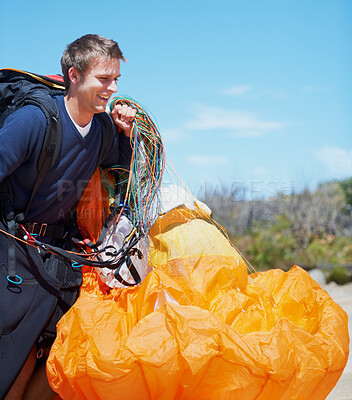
[47,172,349,400]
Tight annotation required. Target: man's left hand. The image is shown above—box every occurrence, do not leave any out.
[111,103,137,137]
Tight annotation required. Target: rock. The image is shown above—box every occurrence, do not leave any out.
[309,268,326,287]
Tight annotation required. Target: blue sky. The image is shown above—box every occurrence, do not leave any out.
[1,0,351,199]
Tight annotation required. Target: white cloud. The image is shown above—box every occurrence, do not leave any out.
[186,154,228,166]
[314,147,352,178]
[221,85,253,96]
[185,104,285,137]
[161,128,186,143]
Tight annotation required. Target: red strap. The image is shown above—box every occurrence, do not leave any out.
[45,74,64,83]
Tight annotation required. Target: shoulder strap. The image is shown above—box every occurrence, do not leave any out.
[25,104,62,216]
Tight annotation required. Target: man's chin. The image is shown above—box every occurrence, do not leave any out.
[94,105,107,113]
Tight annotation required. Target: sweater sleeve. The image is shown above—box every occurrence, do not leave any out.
[0,106,46,183]
[101,128,133,172]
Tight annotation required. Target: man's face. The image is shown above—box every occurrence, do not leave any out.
[72,56,121,118]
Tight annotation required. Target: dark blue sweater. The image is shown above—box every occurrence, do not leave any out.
[0,95,132,224]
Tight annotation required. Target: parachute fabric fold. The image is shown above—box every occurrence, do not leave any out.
[76,168,112,243]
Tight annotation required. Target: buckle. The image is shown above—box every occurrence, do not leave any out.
[38,223,47,237]
[25,222,48,236]
[27,222,37,234]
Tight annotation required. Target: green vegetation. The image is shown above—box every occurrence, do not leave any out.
[340,177,352,207]
[326,266,350,285]
[203,179,352,278]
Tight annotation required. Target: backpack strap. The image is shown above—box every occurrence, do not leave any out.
[24,95,62,216]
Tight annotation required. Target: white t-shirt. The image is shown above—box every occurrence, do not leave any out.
[65,102,92,137]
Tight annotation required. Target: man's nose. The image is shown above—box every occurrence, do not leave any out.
[107,80,117,93]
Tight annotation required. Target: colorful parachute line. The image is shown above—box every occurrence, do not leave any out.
[108,96,165,236]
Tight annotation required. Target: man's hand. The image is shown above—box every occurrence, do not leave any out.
[110,103,137,137]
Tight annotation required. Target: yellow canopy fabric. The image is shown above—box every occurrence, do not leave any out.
[47,186,349,399]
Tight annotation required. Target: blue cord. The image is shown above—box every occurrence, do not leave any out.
[7,274,23,284]
[72,262,84,268]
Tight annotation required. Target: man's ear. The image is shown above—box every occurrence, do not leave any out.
[68,67,81,85]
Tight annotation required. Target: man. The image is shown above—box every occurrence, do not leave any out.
[0,34,136,399]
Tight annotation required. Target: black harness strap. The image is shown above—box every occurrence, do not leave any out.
[94,203,124,248]
[7,220,17,282]
[113,253,142,286]
[25,224,142,286]
[25,103,62,216]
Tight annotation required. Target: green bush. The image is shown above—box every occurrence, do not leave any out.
[305,239,328,265]
[326,266,350,285]
[340,177,352,207]
[241,215,297,270]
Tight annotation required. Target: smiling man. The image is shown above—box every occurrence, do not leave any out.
[62,36,135,131]
[0,34,136,399]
